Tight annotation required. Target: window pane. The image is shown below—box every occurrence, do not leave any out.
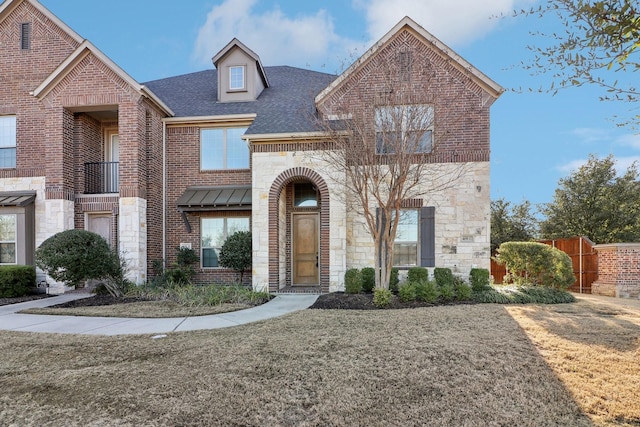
[225,128,249,169]
[294,183,318,207]
[0,116,16,148]
[0,148,16,168]
[395,210,418,242]
[227,217,250,235]
[230,66,245,90]
[202,218,224,248]
[202,248,219,268]
[393,243,417,266]
[0,215,16,241]
[201,129,224,170]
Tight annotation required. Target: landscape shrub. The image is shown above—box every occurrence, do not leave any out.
[496,242,574,289]
[414,279,439,303]
[407,267,428,283]
[434,267,454,287]
[151,247,200,287]
[344,268,362,294]
[361,267,375,293]
[471,285,575,304]
[469,268,491,292]
[373,288,393,308]
[454,280,472,301]
[389,268,399,293]
[438,283,456,302]
[219,231,252,283]
[34,229,129,297]
[398,282,417,302]
[0,265,36,297]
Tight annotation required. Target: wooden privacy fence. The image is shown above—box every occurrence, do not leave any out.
[490,236,597,294]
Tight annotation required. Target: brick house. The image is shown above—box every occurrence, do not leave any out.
[0,0,503,294]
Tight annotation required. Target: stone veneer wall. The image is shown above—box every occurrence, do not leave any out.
[252,151,346,292]
[119,197,147,284]
[346,162,491,278]
[592,243,640,299]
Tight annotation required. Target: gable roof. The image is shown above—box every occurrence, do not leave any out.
[0,0,82,44]
[212,38,270,89]
[145,66,336,135]
[31,40,174,116]
[315,16,504,105]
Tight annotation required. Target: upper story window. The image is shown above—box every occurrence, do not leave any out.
[375,105,434,154]
[20,23,31,50]
[0,116,17,169]
[0,214,16,264]
[229,66,246,90]
[201,127,249,170]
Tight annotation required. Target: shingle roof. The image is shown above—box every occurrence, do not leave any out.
[144,66,337,135]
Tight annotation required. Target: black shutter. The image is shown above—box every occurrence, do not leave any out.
[420,206,435,267]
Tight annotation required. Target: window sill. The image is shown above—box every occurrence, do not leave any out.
[226,89,247,93]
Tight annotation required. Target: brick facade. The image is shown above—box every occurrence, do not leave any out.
[592,244,640,299]
[2,3,502,293]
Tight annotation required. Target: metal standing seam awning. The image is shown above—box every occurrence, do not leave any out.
[177,186,252,212]
[0,191,37,207]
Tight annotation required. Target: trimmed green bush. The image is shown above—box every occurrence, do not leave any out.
[373,288,393,308]
[398,282,417,302]
[414,279,439,303]
[219,231,252,283]
[454,280,472,301]
[438,282,456,302]
[389,268,399,294]
[434,267,454,287]
[0,265,36,297]
[407,267,428,283]
[469,268,491,292]
[361,267,375,293]
[35,229,129,297]
[497,242,575,289]
[344,268,362,294]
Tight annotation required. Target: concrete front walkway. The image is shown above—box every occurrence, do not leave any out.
[0,293,318,336]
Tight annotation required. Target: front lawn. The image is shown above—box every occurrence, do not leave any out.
[4,299,634,426]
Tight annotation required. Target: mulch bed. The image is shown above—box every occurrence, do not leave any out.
[0,294,54,307]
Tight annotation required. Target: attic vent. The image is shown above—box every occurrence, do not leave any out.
[399,51,412,81]
[20,22,31,50]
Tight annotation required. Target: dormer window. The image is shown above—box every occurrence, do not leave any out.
[229,66,245,91]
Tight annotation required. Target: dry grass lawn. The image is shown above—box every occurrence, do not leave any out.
[0,297,637,426]
[507,295,640,427]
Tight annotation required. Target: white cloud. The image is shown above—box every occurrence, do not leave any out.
[354,0,527,46]
[616,133,640,150]
[192,0,532,74]
[192,0,352,72]
[557,156,640,175]
[568,127,612,144]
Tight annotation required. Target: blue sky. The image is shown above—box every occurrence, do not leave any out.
[37,0,640,206]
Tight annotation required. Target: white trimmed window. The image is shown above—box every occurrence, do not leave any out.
[229,66,246,90]
[394,209,419,266]
[201,127,249,170]
[0,214,17,264]
[0,116,16,168]
[201,217,250,268]
[375,105,434,154]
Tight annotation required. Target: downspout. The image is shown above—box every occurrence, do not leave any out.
[162,119,167,263]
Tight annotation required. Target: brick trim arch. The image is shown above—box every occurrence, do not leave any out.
[268,167,330,293]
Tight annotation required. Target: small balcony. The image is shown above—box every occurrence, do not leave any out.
[84,162,119,194]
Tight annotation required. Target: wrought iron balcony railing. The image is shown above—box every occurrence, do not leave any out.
[84,162,119,194]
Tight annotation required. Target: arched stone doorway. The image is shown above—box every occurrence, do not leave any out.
[268,167,330,293]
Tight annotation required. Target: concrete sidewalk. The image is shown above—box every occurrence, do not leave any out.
[0,293,318,336]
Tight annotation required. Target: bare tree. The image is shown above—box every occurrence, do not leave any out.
[314,54,468,290]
